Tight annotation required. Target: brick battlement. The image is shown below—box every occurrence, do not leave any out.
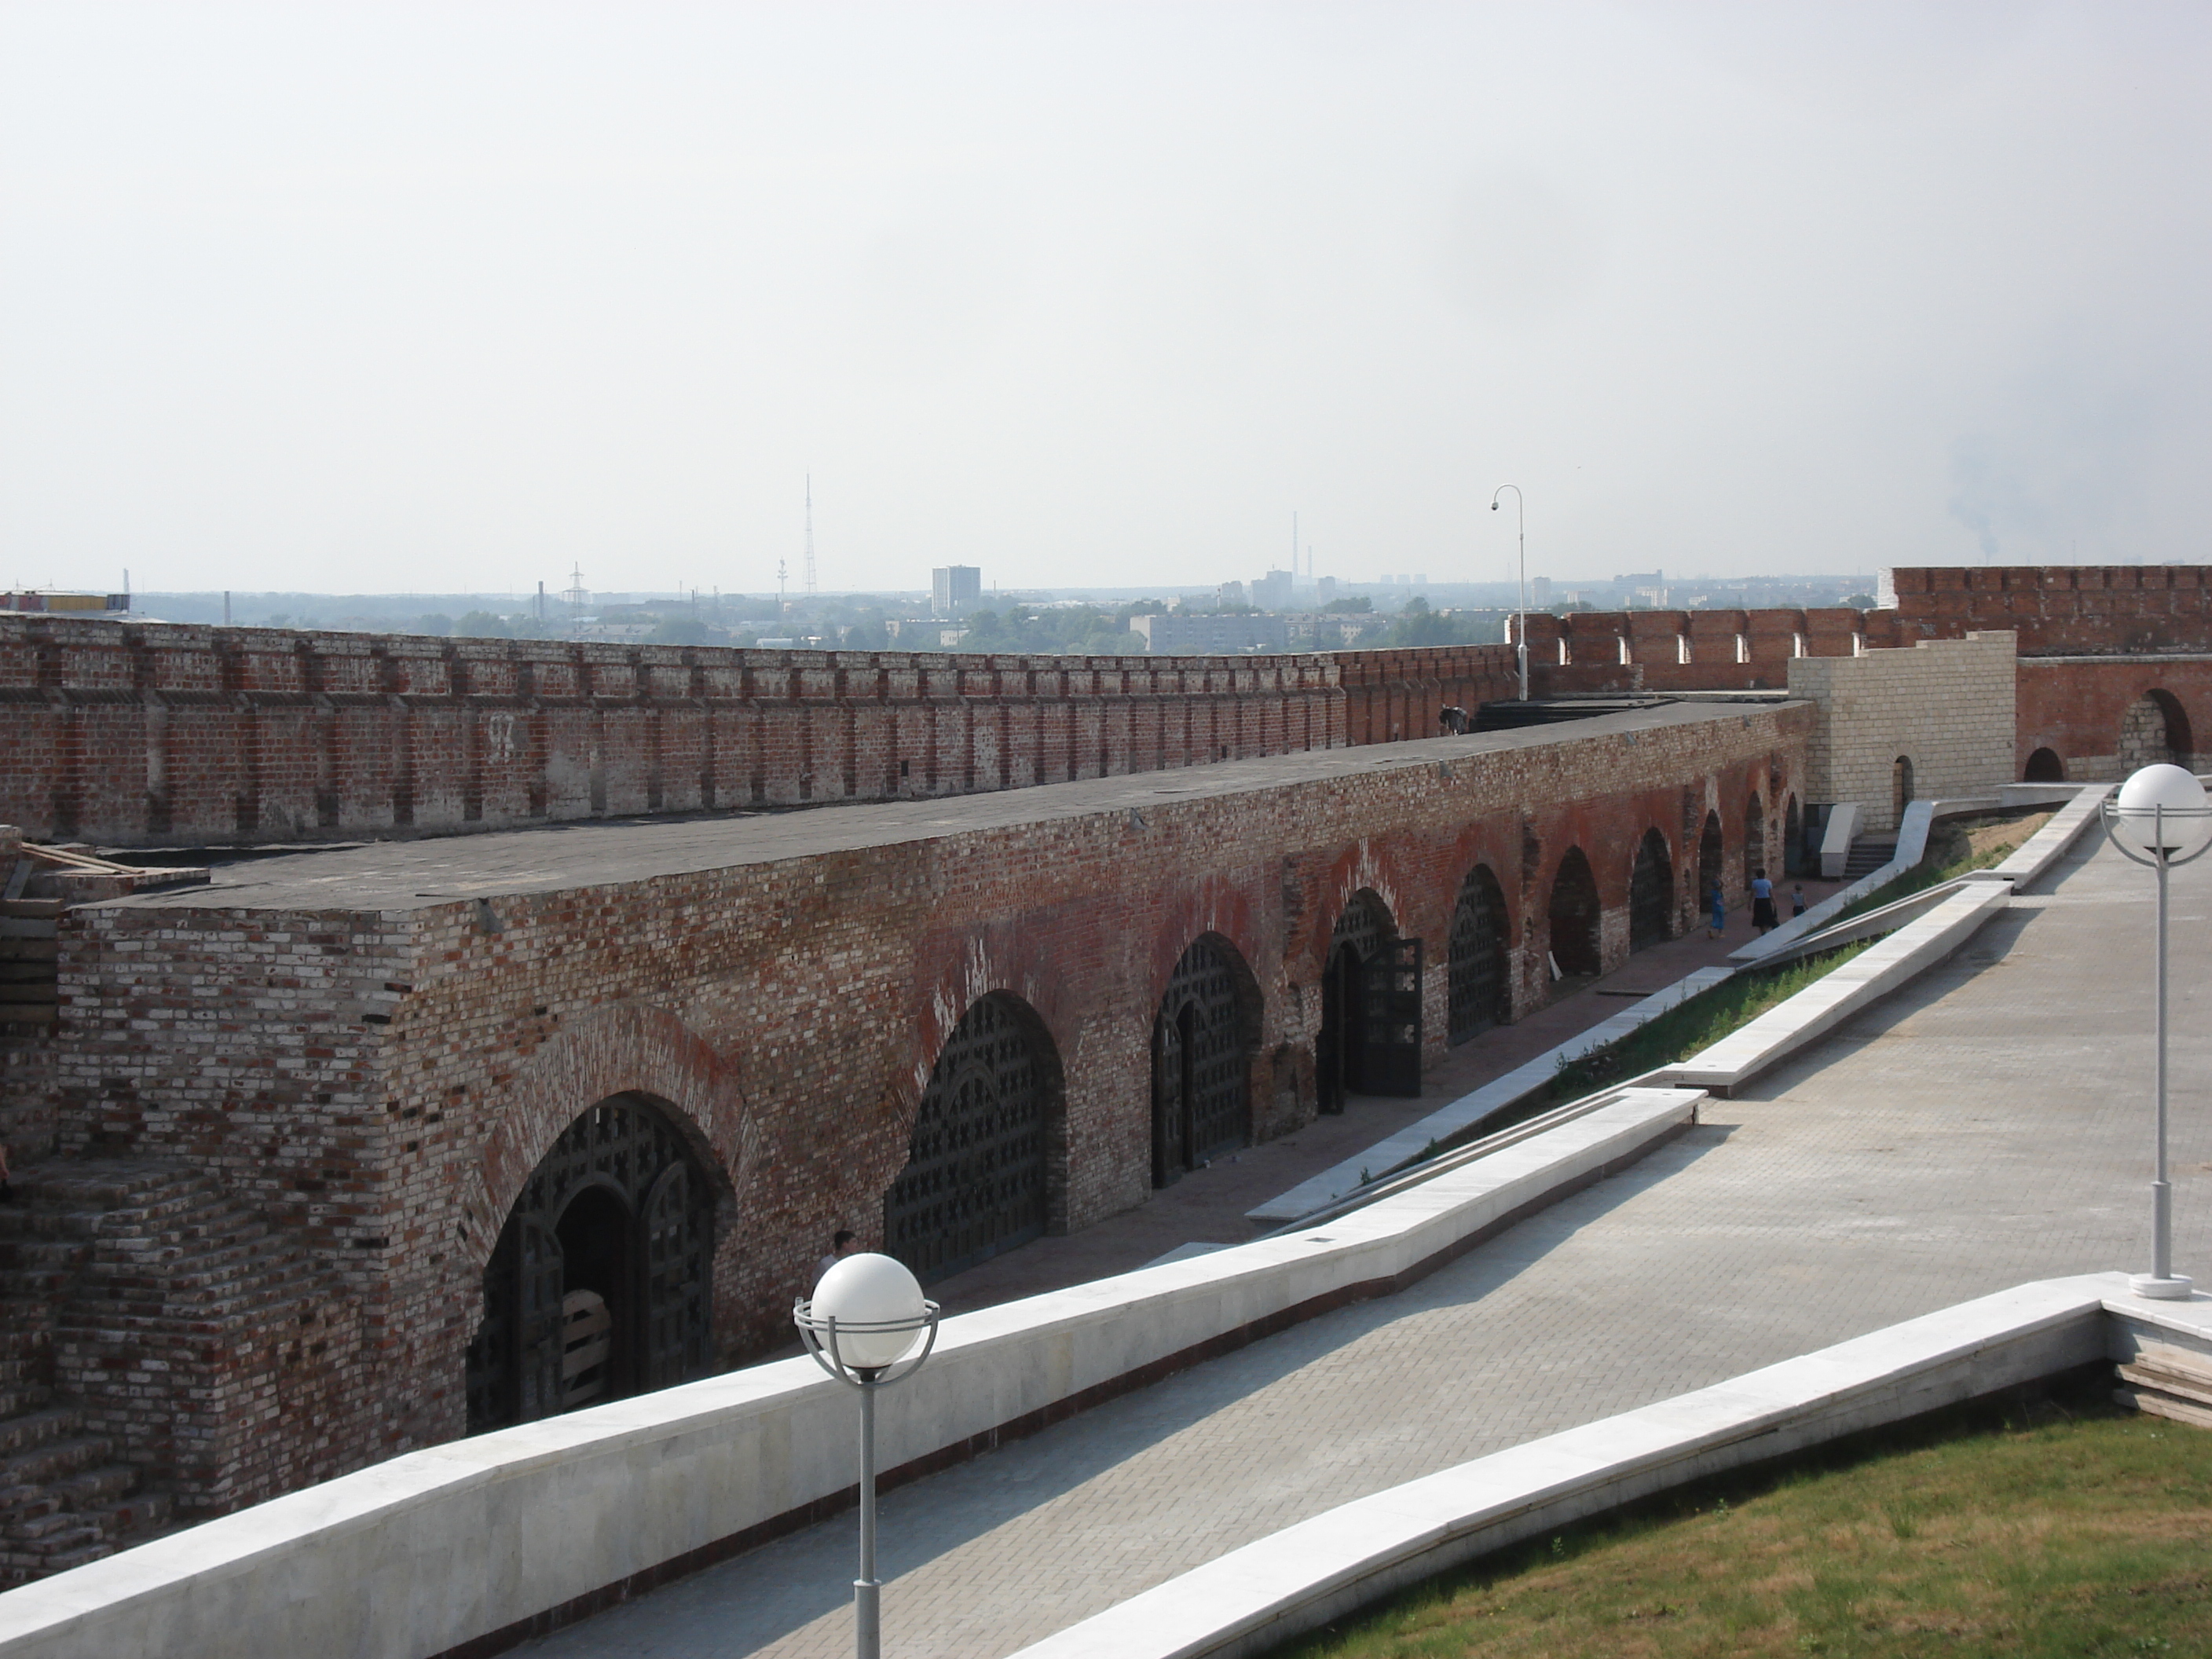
[1879,564,2212,654]
[5,564,2205,847]
[0,616,1359,848]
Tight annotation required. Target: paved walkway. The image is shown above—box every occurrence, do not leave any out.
[519,833,2207,1658]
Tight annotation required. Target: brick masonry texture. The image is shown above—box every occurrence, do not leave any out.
[0,618,1397,848]
[27,703,1808,1524]
[5,566,2204,851]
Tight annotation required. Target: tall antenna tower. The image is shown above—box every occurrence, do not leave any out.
[1291,511,1298,577]
[804,474,817,598]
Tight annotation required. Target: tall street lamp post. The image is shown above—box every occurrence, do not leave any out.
[795,1254,942,1659]
[1491,485,1527,701]
[2100,762,2212,1299]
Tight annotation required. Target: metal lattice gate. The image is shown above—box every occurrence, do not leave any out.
[1448,866,1508,1045]
[885,996,1050,1284]
[1320,892,1419,1105]
[1152,938,1252,1186]
[1629,830,1673,953]
[466,1095,715,1434]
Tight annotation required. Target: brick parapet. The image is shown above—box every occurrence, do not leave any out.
[0,617,1356,847]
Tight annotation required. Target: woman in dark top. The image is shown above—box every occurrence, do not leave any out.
[1750,868,1778,934]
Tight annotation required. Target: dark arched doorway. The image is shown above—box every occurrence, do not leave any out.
[1744,793,1766,890]
[886,993,1060,1284]
[1697,811,1723,916]
[2024,747,2064,782]
[1448,864,1511,1044]
[2119,691,2192,773]
[1151,936,1260,1187]
[466,1094,715,1434]
[1547,849,1602,979]
[1784,795,1804,877]
[1628,830,1672,953]
[1317,889,1420,1108]
[1892,756,1915,823]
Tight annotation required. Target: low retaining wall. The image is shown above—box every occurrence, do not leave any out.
[1247,969,1732,1225]
[1007,1274,2205,1659]
[1668,880,2014,1094]
[0,1089,1701,1659]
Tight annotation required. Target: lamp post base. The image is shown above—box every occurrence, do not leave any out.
[2130,1273,2196,1301]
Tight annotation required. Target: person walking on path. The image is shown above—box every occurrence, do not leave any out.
[1750,868,1778,934]
[814,1228,858,1290]
[1707,883,1727,939]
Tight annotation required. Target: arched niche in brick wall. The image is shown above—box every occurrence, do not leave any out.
[1150,934,1262,1188]
[1448,864,1511,1045]
[1547,849,1602,979]
[2119,690,2194,772]
[883,991,1066,1285]
[1317,889,1418,1109]
[1697,811,1724,915]
[2024,746,2066,783]
[1628,830,1674,954]
[465,1092,716,1435]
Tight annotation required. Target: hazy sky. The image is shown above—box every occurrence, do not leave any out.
[3,2,2208,597]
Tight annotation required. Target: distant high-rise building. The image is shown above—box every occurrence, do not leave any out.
[932,566,982,613]
[1217,580,1247,609]
[1316,576,1339,602]
[1251,569,1295,610]
[1530,577,1553,606]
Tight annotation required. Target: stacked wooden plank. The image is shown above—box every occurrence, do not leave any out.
[0,862,57,1029]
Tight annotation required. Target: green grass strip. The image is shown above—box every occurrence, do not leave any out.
[1543,942,1873,1103]
[1268,1386,2212,1658]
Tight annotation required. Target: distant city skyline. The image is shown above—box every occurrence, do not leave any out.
[5,5,2207,595]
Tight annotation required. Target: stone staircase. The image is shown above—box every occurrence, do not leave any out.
[0,1159,329,1587]
[2115,1343,2212,1430]
[1842,836,1897,881]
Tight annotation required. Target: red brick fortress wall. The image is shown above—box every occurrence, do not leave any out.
[0,616,1348,848]
[1875,566,2211,779]
[48,702,1811,1511]
[1881,564,2212,654]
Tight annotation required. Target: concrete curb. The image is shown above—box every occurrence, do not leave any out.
[1004,1274,2205,1659]
[1664,879,2013,1094]
[0,1090,1704,1659]
[1245,969,1731,1225]
[1968,781,2112,892]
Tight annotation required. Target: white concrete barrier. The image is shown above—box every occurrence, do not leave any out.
[1668,879,2012,1094]
[1968,782,2111,892]
[1817,801,1862,880]
[1247,969,1731,1225]
[0,1090,1704,1659]
[1008,1274,2199,1659]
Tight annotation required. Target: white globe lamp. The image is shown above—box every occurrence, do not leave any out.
[809,1252,929,1371]
[2112,763,2212,859]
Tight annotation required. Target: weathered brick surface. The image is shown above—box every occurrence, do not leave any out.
[1881,562,2212,654]
[30,704,1807,1517]
[0,621,1356,848]
[2016,655,2210,780]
